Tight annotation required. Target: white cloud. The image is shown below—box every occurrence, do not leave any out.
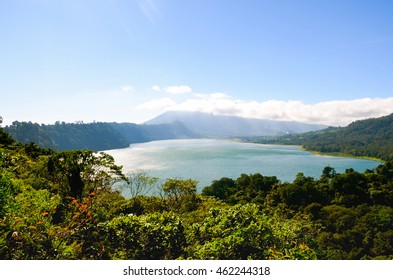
[150,84,193,94]
[165,85,192,94]
[137,97,176,110]
[150,85,192,94]
[194,92,229,100]
[151,85,162,92]
[136,90,393,126]
[168,95,393,126]
[121,85,134,92]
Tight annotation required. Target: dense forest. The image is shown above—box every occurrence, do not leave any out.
[1,126,393,260]
[4,121,197,151]
[247,113,393,161]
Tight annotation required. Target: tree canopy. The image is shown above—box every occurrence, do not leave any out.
[1,128,393,259]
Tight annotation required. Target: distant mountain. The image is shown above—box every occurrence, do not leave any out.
[251,112,393,161]
[4,121,197,151]
[145,111,328,137]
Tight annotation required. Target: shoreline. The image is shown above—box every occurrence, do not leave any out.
[236,138,384,162]
[300,147,384,163]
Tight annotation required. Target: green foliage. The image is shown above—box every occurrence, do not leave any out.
[0,128,16,148]
[186,204,317,260]
[99,212,186,259]
[0,172,18,217]
[202,177,236,201]
[181,196,228,226]
[202,173,279,205]
[2,129,393,260]
[90,190,126,222]
[0,182,72,259]
[121,170,159,198]
[315,205,393,259]
[116,195,168,216]
[162,178,200,212]
[46,150,125,199]
[329,169,370,206]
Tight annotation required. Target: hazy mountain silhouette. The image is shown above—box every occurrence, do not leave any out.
[145,111,327,137]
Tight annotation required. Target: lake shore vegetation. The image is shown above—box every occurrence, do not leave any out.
[1,127,393,260]
[245,113,393,162]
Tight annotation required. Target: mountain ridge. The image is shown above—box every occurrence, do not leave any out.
[145,111,328,137]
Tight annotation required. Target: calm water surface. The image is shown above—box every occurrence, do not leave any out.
[104,139,382,192]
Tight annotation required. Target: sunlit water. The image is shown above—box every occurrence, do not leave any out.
[104,139,382,193]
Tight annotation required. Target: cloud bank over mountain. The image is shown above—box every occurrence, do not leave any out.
[145,111,327,137]
[138,90,393,126]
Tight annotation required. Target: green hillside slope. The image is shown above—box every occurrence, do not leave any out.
[3,121,197,151]
[251,113,393,161]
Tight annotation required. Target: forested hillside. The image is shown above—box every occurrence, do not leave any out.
[4,121,197,151]
[248,113,393,161]
[1,127,393,260]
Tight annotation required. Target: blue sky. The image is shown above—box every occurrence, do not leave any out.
[1,0,393,126]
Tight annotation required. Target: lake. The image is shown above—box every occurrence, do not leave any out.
[104,139,382,193]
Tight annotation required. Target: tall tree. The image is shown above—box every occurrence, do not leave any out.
[46,150,126,199]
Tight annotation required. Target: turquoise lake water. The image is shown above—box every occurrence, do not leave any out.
[104,139,382,193]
